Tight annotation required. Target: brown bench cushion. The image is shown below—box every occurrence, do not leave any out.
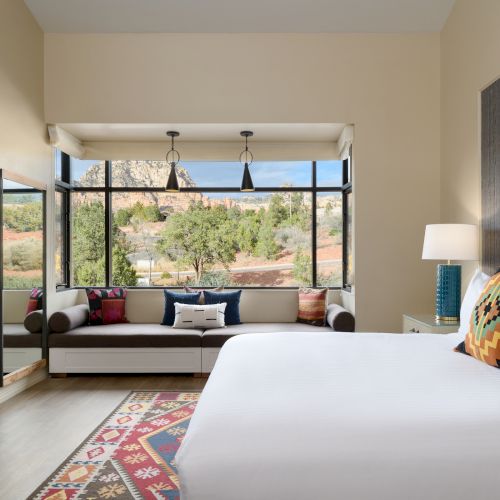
[3,324,42,348]
[49,324,203,348]
[201,322,332,348]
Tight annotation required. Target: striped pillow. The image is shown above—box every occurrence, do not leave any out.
[297,288,328,326]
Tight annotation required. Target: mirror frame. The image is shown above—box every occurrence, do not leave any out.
[0,169,47,387]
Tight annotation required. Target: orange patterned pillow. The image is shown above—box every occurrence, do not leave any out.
[297,288,328,326]
[455,272,500,368]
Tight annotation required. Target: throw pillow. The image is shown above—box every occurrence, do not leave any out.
[173,302,227,329]
[184,286,224,304]
[455,272,500,368]
[204,290,242,325]
[49,304,90,333]
[162,290,201,326]
[297,288,328,326]
[86,288,128,326]
[26,288,43,315]
[24,310,43,333]
[459,268,491,335]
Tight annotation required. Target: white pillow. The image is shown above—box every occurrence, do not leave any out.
[173,302,227,329]
[458,268,490,335]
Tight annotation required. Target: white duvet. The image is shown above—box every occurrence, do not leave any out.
[176,331,500,500]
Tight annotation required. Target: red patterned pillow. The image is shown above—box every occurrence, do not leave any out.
[86,288,128,325]
[297,288,328,326]
[26,288,43,315]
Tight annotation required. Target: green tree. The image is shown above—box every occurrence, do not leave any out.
[3,201,43,232]
[292,248,312,285]
[255,216,281,259]
[268,193,288,226]
[157,202,238,283]
[73,201,137,286]
[237,211,261,255]
[114,207,132,226]
[113,246,138,286]
[130,201,162,223]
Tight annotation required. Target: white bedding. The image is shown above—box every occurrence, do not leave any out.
[176,331,500,500]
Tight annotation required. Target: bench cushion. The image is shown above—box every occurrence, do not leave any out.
[3,324,42,348]
[49,324,203,348]
[201,322,332,347]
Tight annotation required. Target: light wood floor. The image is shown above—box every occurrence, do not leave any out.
[0,374,207,500]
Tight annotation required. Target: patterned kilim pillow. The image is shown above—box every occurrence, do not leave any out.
[26,288,43,315]
[297,288,328,326]
[86,288,128,326]
[455,273,500,368]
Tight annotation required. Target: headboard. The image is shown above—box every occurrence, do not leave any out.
[481,78,500,275]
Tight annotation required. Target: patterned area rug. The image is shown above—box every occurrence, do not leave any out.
[30,391,200,500]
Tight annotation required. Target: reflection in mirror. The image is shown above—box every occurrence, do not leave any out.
[2,176,45,384]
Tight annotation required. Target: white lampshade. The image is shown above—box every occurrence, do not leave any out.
[422,224,479,261]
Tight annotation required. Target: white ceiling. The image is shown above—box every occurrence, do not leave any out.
[25,0,455,34]
[59,123,346,143]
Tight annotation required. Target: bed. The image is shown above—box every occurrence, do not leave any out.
[176,331,500,500]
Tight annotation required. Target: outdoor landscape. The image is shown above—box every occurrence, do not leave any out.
[72,160,343,288]
[3,192,44,289]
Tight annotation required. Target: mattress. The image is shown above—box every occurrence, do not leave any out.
[176,331,500,500]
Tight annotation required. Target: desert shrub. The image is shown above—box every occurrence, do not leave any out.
[4,274,43,289]
[276,226,310,250]
[4,239,43,271]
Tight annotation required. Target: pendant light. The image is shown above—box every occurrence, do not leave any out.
[165,131,181,192]
[240,130,255,192]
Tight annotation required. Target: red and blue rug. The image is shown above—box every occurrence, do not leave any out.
[30,391,200,500]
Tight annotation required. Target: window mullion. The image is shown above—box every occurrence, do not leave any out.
[312,161,317,287]
[105,161,112,287]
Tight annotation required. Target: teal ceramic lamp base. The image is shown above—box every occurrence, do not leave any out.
[435,264,461,321]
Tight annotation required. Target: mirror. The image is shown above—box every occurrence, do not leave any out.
[1,170,47,386]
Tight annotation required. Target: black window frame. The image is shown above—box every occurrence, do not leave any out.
[341,146,353,290]
[55,151,71,289]
[56,155,353,290]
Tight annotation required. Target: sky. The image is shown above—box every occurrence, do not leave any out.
[68,159,343,196]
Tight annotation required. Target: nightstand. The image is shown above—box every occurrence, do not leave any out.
[402,314,460,334]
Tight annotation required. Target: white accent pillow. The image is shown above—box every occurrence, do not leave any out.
[173,302,227,329]
[458,268,490,335]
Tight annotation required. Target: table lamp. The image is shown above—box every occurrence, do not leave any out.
[422,224,479,321]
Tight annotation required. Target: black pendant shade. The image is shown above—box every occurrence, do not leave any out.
[241,162,254,192]
[240,130,255,192]
[165,130,181,192]
[166,163,180,192]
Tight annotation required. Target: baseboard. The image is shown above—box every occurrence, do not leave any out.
[0,366,48,405]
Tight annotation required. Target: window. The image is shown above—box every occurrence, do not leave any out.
[55,189,69,286]
[71,192,106,286]
[343,190,353,288]
[342,148,353,289]
[55,150,70,287]
[316,192,342,286]
[56,155,352,289]
[3,181,43,289]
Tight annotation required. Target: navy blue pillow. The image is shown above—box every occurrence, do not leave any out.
[161,290,201,326]
[204,290,242,325]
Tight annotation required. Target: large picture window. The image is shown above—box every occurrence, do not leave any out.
[55,154,352,289]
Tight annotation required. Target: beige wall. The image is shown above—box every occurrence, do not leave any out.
[45,33,441,331]
[0,0,51,394]
[441,0,500,286]
[0,0,50,183]
[0,0,55,295]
